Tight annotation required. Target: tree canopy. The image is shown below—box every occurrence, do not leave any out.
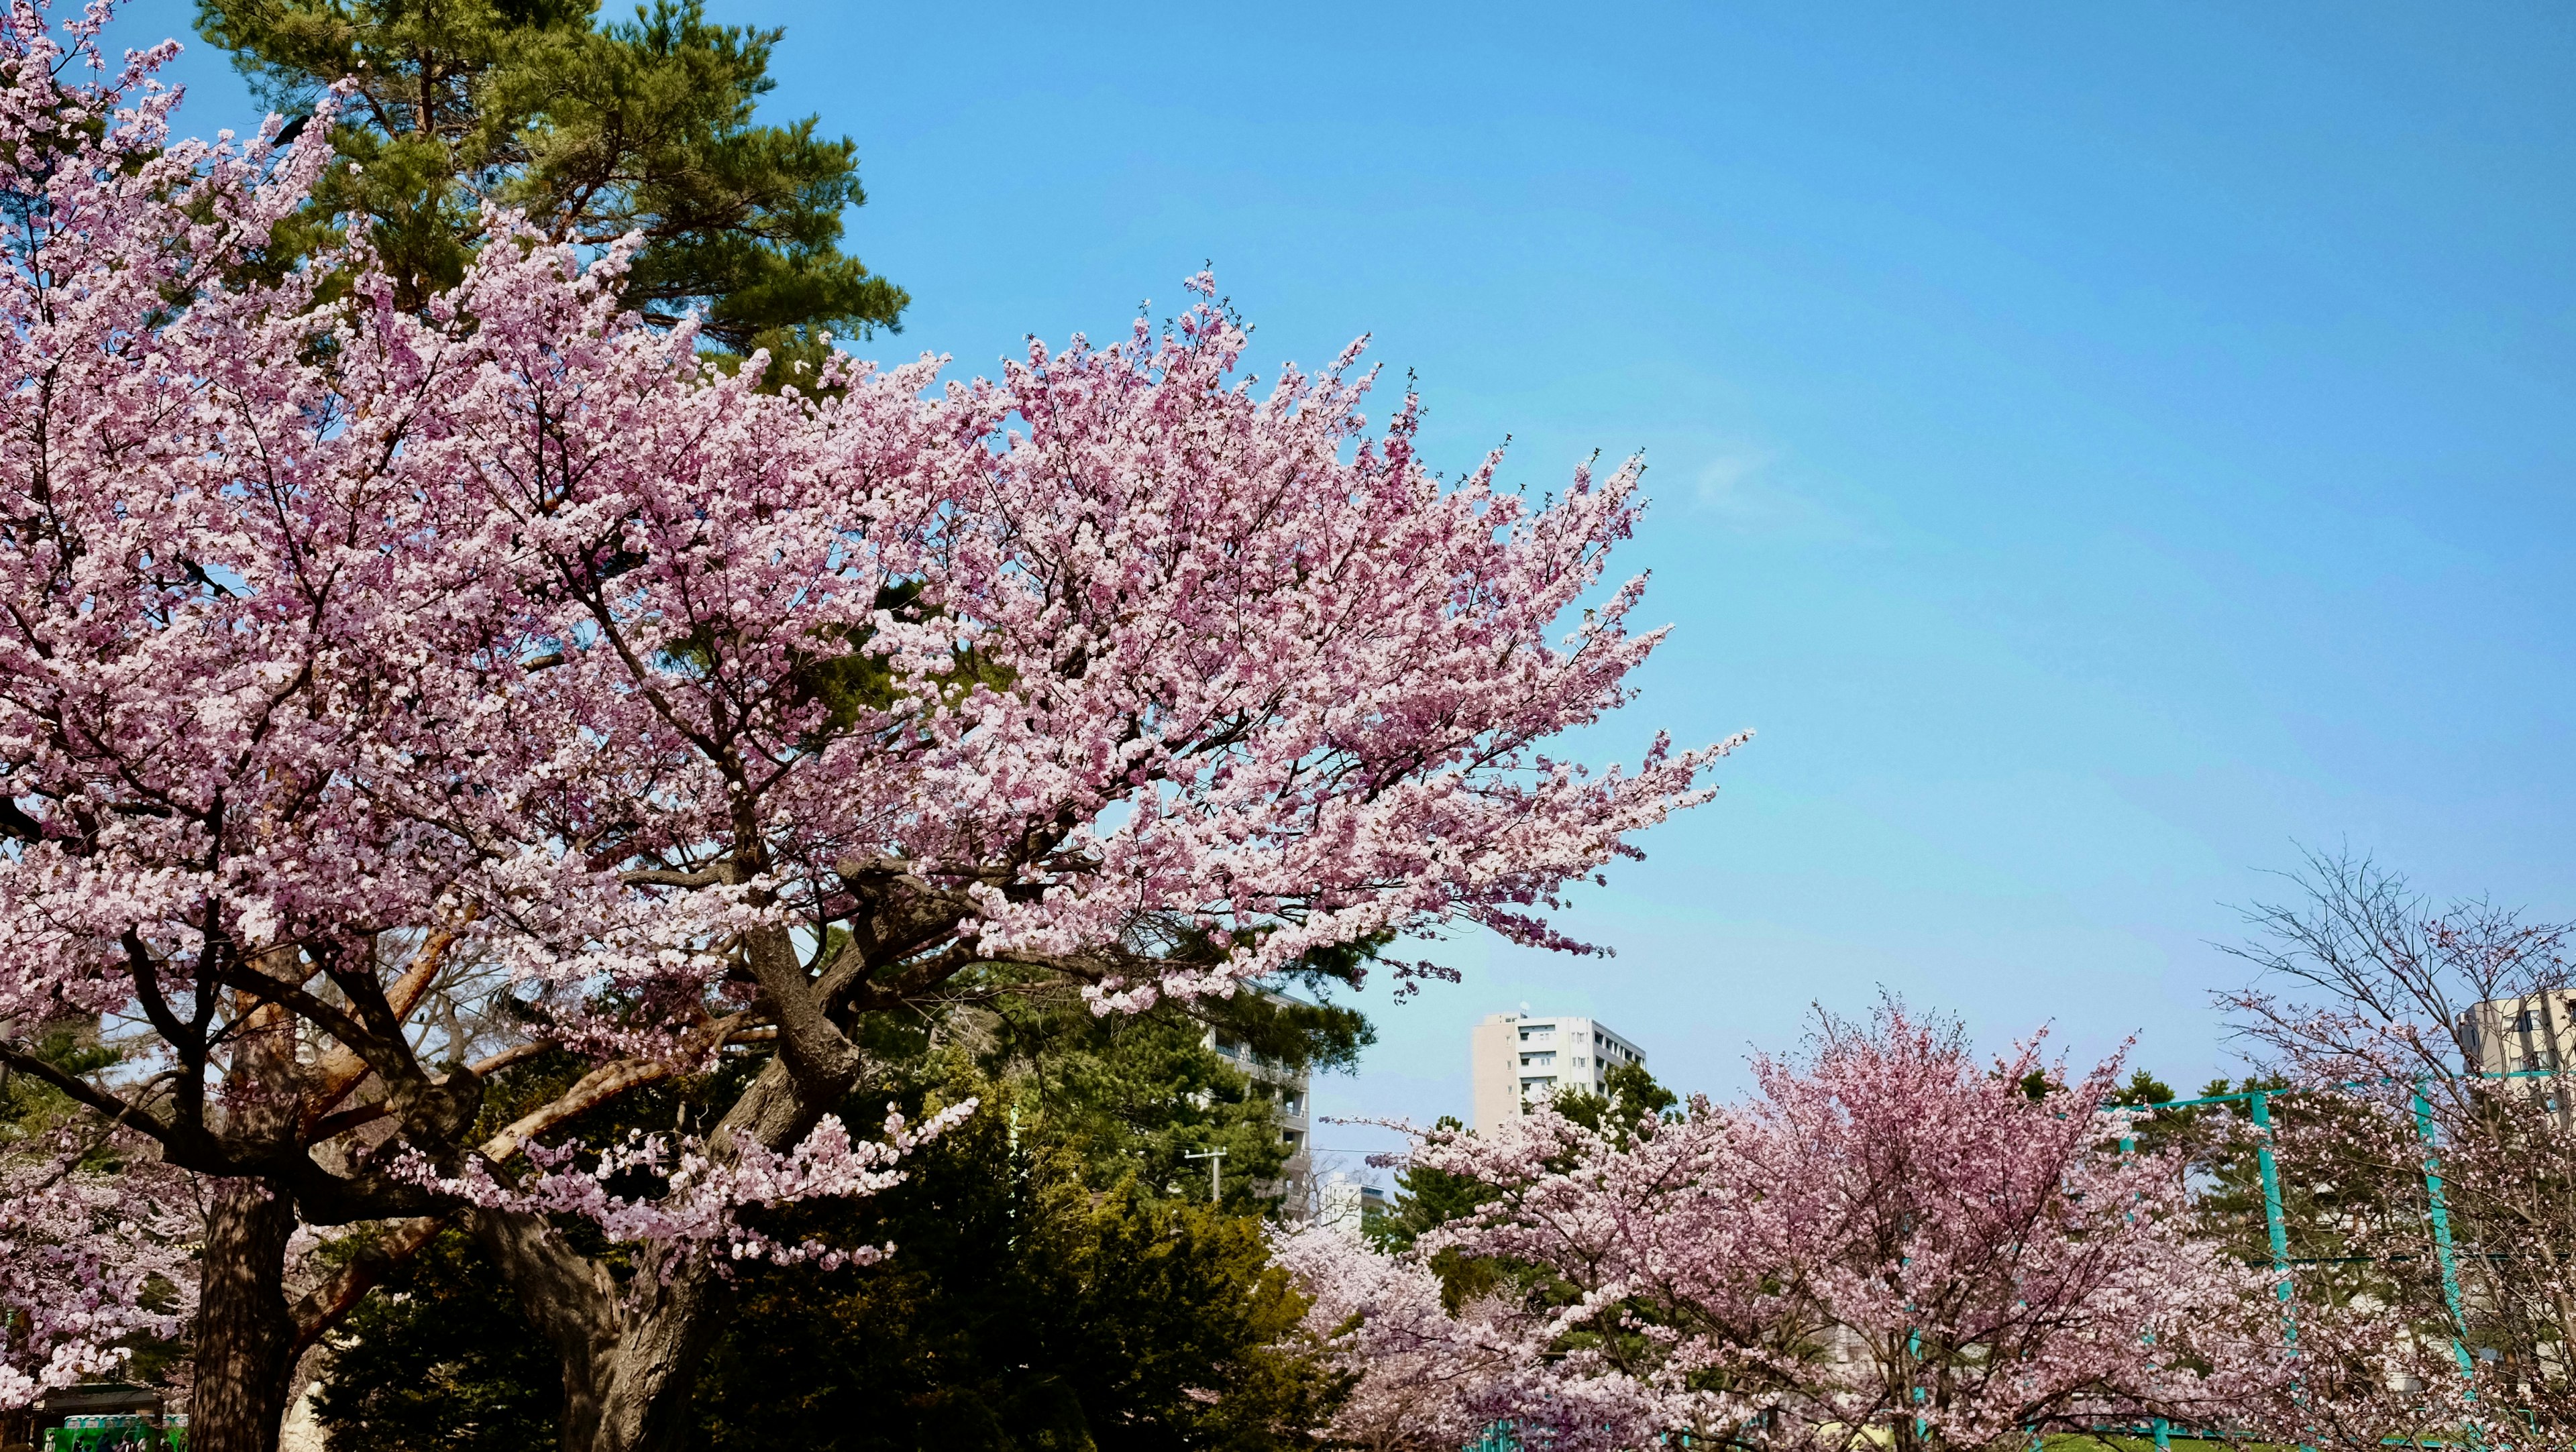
[195,0,906,356]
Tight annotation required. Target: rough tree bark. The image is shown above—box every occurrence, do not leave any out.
[476,1044,849,1452]
[191,1181,299,1452]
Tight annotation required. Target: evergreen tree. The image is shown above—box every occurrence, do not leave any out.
[194,0,906,357]
[1365,1116,1491,1255]
[313,1058,1345,1452]
[1551,1059,1681,1137]
[976,975,1373,1212]
[309,1232,563,1452]
[694,1074,1337,1452]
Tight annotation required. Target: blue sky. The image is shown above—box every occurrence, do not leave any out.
[109,1,2576,1178]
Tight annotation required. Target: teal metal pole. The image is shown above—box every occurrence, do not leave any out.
[2152,1417,2171,1450]
[1908,1326,1925,1443]
[2249,1091,2296,1341]
[2411,1082,2476,1380]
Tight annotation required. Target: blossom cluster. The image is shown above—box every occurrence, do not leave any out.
[396,1101,975,1276]
[1288,1007,2298,1451]
[0,1136,197,1409]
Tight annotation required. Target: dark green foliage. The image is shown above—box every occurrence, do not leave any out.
[0,1022,115,1144]
[696,1072,1336,1452]
[973,990,1305,1212]
[311,1064,1341,1452]
[1364,1115,1505,1316]
[194,0,905,358]
[310,1231,564,1452]
[2109,1068,2178,1107]
[1364,1115,1493,1255]
[960,939,1376,1211]
[2103,1067,2214,1164]
[1551,1060,1680,1136]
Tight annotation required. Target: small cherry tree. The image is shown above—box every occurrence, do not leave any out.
[1321,1005,2291,1451]
[0,1129,197,1409]
[0,5,1735,1447]
[2223,852,2576,1447]
[1272,1223,1523,1452]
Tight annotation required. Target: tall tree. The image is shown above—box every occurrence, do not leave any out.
[0,13,1733,1450]
[195,0,906,355]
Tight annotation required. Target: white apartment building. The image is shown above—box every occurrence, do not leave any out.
[1470,1010,1647,1135]
[1318,1174,1389,1233]
[2459,991,2576,1076]
[1207,1007,1316,1215]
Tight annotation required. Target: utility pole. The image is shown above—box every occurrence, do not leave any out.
[1184,1148,1228,1205]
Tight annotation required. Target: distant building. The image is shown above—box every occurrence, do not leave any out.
[2459,991,2576,1076]
[1206,1002,1316,1215]
[2458,991,2576,1127]
[1470,1011,1646,1135]
[1318,1174,1388,1233]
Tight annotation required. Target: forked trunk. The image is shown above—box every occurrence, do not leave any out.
[473,1048,835,1452]
[471,1205,734,1452]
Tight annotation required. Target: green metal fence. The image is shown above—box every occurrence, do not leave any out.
[42,1414,184,1452]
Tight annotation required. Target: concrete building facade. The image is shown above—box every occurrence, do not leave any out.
[1470,1010,1647,1135]
[2459,991,2576,1127]
[2460,991,2576,1076]
[1207,1011,1316,1215]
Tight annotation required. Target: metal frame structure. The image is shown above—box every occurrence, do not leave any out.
[2138,1070,2555,1383]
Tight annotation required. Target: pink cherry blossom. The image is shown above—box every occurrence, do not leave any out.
[1273,1223,1525,1452]
[0,1131,197,1409]
[0,1,1736,1440]
[393,1100,974,1278]
[1309,1005,2296,1451]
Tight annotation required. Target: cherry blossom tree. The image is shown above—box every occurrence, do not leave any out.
[0,1129,197,1410]
[0,4,1736,1447]
[1330,1005,2292,1451]
[2223,852,2576,1447]
[1272,1223,1523,1452]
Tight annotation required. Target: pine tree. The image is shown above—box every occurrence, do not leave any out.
[194,0,906,358]
[313,1061,1346,1452]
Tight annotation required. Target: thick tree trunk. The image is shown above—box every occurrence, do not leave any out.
[478,1042,845,1452]
[580,1265,733,1452]
[470,1207,733,1452]
[191,1180,299,1452]
[193,990,308,1452]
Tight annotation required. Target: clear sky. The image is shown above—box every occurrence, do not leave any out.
[108,0,2576,1181]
